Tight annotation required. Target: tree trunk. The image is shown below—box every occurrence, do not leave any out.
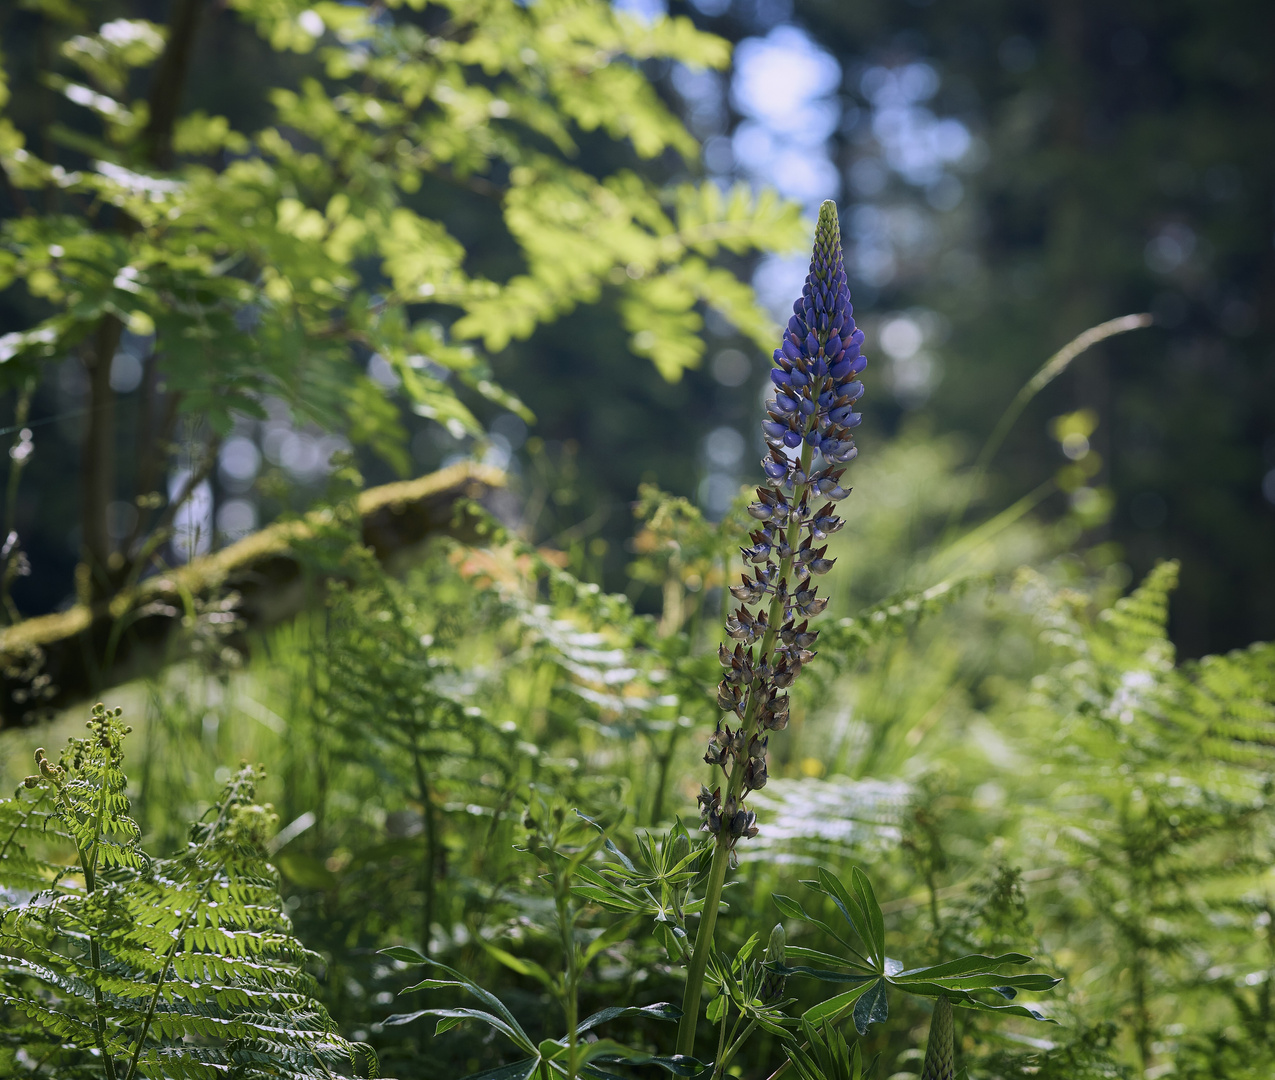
[79,317,121,601]
[78,0,207,601]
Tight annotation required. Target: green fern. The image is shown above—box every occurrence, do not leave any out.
[1012,562,1275,1073]
[0,704,375,1079]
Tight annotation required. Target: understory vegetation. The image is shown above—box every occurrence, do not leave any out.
[1,0,1272,1077]
[3,432,1272,1078]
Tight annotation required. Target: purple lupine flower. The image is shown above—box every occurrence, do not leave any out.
[699,200,866,854]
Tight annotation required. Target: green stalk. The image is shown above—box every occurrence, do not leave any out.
[558,883,580,1080]
[650,719,683,827]
[79,838,119,1080]
[411,738,439,957]
[676,435,816,1057]
[52,750,119,1080]
[1,379,34,625]
[676,834,731,1056]
[716,1018,757,1077]
[711,1002,735,1080]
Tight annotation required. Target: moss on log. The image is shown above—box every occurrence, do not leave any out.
[0,462,505,730]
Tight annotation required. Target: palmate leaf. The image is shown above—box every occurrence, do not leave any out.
[579,1002,683,1032]
[772,894,872,970]
[386,952,542,1057]
[389,1005,534,1050]
[779,867,1058,1033]
[801,981,877,1026]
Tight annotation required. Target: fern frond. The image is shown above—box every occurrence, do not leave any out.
[0,783,62,897]
[821,575,990,673]
[0,707,375,1079]
[1184,642,1275,768]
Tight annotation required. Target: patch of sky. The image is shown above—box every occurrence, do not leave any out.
[860,62,971,188]
[216,499,257,542]
[730,25,842,211]
[109,330,153,393]
[672,65,728,140]
[710,348,752,387]
[835,60,982,287]
[611,0,667,23]
[169,470,213,562]
[218,436,261,493]
[734,0,793,30]
[1145,223,1196,275]
[367,352,401,389]
[751,252,812,323]
[699,425,748,518]
[878,309,946,408]
[729,26,843,316]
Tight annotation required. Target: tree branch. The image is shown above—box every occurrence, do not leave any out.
[0,462,507,730]
[141,0,206,169]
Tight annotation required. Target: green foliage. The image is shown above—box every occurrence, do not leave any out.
[772,866,1056,1033]
[0,3,1270,1070]
[0,704,371,1078]
[1006,561,1275,1071]
[0,418,1270,1078]
[0,0,802,599]
[785,1016,874,1080]
[380,805,706,1079]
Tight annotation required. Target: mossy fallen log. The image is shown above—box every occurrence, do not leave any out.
[0,462,505,730]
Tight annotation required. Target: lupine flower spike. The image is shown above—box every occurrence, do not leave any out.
[698,198,866,860]
[677,199,866,1057]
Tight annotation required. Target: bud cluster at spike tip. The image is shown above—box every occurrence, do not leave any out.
[700,200,866,856]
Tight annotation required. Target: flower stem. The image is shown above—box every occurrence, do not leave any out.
[676,830,732,1055]
[717,1018,758,1077]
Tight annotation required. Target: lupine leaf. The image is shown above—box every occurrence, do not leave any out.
[852,978,889,1035]
[393,957,536,1053]
[479,942,558,993]
[801,981,876,1025]
[578,1039,709,1076]
[776,964,877,985]
[895,953,1033,979]
[577,1002,682,1033]
[772,893,868,966]
[459,1059,542,1080]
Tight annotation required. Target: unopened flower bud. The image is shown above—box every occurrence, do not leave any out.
[668,832,690,868]
[760,923,788,1001]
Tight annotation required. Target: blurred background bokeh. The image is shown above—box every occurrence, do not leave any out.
[2,0,1272,657]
